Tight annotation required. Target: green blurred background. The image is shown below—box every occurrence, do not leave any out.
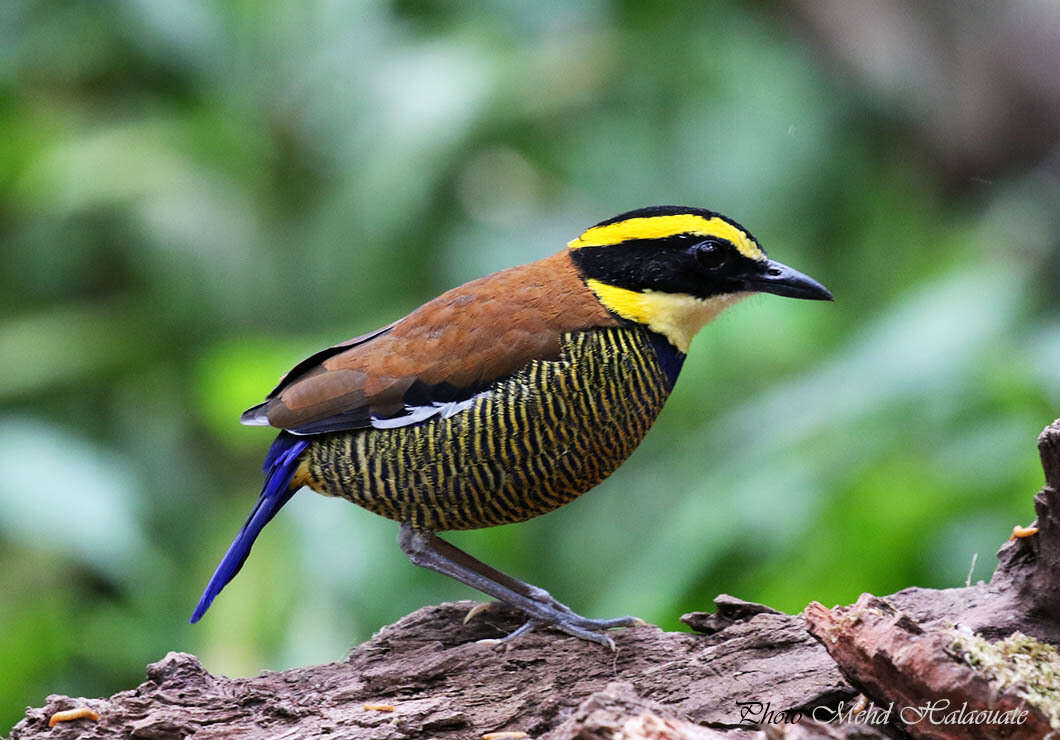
[3,0,1059,729]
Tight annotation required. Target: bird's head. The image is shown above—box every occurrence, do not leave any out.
[568,205,833,352]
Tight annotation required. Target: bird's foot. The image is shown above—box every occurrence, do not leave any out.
[513,585,646,634]
[476,619,538,647]
[469,604,644,650]
[477,618,618,649]
[549,614,646,649]
[550,618,618,650]
[565,614,646,630]
[400,527,644,649]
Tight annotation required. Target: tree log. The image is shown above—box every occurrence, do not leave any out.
[8,420,1060,740]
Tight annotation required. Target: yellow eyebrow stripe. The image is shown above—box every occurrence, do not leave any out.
[568,214,765,261]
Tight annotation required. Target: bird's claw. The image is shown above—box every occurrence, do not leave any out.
[474,614,633,650]
[464,602,494,624]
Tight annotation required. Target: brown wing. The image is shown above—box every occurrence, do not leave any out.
[241,251,619,435]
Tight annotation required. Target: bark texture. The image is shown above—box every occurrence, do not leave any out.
[8,420,1060,740]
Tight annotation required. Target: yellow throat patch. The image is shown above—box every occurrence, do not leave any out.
[585,279,748,353]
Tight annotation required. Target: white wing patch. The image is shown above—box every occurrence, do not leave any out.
[369,397,478,429]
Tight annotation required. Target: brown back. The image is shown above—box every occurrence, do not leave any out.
[247,251,619,434]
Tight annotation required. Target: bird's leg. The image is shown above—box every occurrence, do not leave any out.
[399,526,606,644]
[424,530,640,629]
[398,524,641,647]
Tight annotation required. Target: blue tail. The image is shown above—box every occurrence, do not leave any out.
[190,433,310,623]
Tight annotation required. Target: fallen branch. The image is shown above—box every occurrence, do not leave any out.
[8,420,1060,740]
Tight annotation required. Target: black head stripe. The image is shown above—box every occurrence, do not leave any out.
[570,236,751,298]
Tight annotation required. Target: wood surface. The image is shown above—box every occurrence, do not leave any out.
[9,420,1060,740]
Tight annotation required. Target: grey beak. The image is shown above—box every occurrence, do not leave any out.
[743,259,834,301]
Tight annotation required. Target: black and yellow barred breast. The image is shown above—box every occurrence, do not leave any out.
[301,325,675,531]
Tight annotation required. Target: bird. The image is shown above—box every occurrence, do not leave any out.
[190,205,833,646]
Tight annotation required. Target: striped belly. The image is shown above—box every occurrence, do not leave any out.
[301,326,674,531]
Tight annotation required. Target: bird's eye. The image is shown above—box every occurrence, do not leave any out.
[693,240,728,271]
